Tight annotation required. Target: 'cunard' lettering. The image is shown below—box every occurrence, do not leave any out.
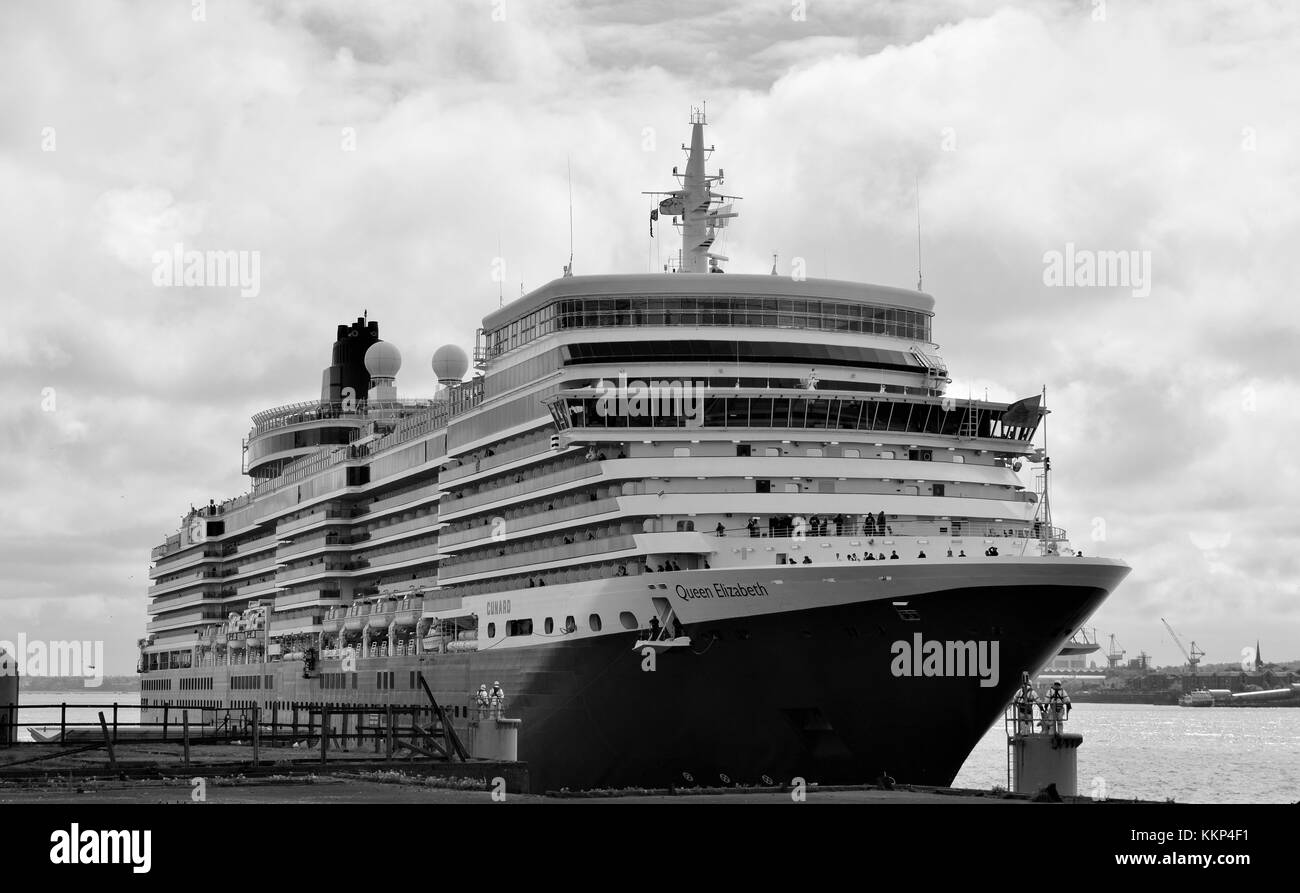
[889,633,1000,688]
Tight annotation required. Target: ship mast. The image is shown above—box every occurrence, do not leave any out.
[644,107,740,273]
[1036,384,1054,551]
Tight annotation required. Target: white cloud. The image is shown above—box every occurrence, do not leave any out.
[1,0,1297,672]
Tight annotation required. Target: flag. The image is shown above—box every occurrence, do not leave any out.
[1002,395,1042,427]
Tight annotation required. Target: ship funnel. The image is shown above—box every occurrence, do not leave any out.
[321,317,380,407]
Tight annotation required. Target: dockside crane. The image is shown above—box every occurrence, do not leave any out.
[1105,634,1126,668]
[1160,618,1205,674]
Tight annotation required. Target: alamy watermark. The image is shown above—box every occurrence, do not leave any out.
[1042,242,1151,298]
[889,633,1000,688]
[594,372,706,428]
[0,636,105,687]
[151,242,261,297]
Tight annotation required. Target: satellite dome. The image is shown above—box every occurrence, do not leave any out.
[432,344,469,383]
[364,341,402,379]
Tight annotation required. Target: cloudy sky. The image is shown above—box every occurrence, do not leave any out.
[2,0,1296,675]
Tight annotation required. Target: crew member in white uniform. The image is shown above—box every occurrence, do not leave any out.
[1013,681,1040,735]
[1045,681,1071,734]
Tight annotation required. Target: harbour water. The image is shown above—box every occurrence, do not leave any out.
[9,692,1296,802]
[13,690,141,742]
[953,702,1300,804]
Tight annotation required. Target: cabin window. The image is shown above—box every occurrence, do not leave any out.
[544,617,554,635]
[487,622,496,638]
[932,484,946,497]
[879,451,895,460]
[764,447,780,457]
[507,618,533,636]
[843,448,860,458]
[783,483,800,493]
[565,616,576,633]
[676,519,695,531]
[619,611,638,630]
[755,479,771,493]
[908,449,933,462]
[952,455,965,463]
[736,444,751,456]
[589,614,603,632]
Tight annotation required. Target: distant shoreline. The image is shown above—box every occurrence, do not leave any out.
[8,676,137,692]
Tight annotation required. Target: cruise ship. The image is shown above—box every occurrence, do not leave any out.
[139,110,1130,792]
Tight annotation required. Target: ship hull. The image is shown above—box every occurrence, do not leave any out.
[141,570,1120,793]
[507,580,1112,791]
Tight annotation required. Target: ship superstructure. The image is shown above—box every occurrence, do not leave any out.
[140,110,1129,791]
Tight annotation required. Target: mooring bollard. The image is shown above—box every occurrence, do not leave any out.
[1007,673,1082,797]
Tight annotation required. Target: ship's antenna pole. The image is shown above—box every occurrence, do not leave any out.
[566,156,575,277]
[915,175,923,291]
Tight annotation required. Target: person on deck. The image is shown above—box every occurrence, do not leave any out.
[1013,680,1040,735]
[1044,681,1071,734]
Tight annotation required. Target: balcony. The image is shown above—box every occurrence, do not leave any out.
[146,608,228,633]
[365,486,441,517]
[233,577,279,599]
[439,439,553,486]
[438,533,638,581]
[147,591,225,613]
[224,555,278,577]
[438,496,620,549]
[440,461,602,515]
[276,507,356,536]
[148,569,222,597]
[362,513,439,545]
[276,561,352,584]
[149,545,223,577]
[277,530,369,559]
[273,587,342,610]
